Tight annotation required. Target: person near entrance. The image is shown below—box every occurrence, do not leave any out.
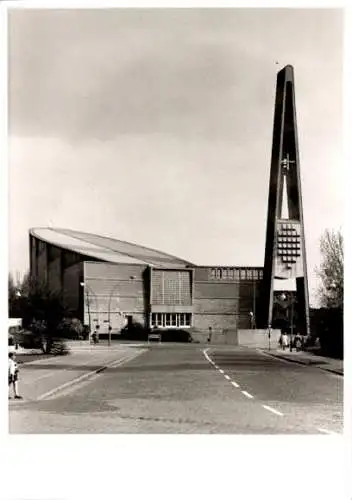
[208,327,213,343]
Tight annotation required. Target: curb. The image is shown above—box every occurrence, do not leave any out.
[36,349,146,401]
[263,350,343,376]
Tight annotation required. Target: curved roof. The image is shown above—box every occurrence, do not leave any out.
[30,228,194,268]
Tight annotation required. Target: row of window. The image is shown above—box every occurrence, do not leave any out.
[150,313,192,328]
[209,268,263,281]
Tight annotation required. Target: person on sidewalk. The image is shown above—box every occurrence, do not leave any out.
[281,331,289,351]
[295,332,303,351]
[8,352,22,399]
[91,330,98,344]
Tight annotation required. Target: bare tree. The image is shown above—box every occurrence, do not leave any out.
[315,229,343,308]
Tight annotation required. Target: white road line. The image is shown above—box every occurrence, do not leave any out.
[262,404,284,416]
[214,365,219,369]
[203,351,211,362]
[203,348,215,366]
[224,374,231,380]
[219,369,225,374]
[37,350,145,401]
[231,381,240,388]
[241,390,254,399]
[317,428,338,435]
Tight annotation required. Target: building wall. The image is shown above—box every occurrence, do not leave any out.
[83,261,148,333]
[30,237,84,319]
[29,235,37,280]
[47,256,62,294]
[29,233,265,338]
[193,267,263,334]
[63,262,82,315]
[36,239,48,283]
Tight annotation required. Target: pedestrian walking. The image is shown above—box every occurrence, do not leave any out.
[8,352,22,399]
[295,332,302,351]
[208,326,213,343]
[92,330,97,344]
[281,331,289,351]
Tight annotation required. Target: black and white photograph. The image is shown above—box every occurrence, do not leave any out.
[2,3,349,499]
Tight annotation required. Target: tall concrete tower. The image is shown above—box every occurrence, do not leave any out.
[261,65,310,335]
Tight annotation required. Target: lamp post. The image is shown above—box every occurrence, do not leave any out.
[107,284,120,347]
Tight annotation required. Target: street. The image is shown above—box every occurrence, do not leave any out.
[9,344,343,434]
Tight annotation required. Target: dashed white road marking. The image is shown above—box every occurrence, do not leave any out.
[203,349,241,390]
[262,404,284,416]
[203,350,211,362]
[317,428,338,435]
[241,390,254,399]
[203,348,340,433]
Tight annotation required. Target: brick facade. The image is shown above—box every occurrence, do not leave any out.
[30,232,264,337]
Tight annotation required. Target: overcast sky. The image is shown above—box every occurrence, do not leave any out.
[7,8,343,305]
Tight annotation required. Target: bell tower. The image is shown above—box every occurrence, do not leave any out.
[261,65,310,335]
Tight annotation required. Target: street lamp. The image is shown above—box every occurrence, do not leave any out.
[268,324,271,351]
[252,279,257,328]
[107,283,121,347]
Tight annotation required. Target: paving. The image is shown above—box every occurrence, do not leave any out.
[260,347,343,376]
[9,343,343,434]
[9,342,146,402]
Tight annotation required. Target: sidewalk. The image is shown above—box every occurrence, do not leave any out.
[9,343,146,402]
[261,348,343,376]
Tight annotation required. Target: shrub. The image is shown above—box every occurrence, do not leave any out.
[56,317,84,340]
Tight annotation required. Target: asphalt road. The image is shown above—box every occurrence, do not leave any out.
[9,345,343,434]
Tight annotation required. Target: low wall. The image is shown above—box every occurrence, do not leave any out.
[237,329,281,348]
[190,328,238,345]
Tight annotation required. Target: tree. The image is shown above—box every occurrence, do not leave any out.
[314,229,343,358]
[315,229,343,309]
[8,273,18,316]
[8,272,68,353]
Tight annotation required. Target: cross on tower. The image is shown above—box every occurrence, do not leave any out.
[281,153,295,174]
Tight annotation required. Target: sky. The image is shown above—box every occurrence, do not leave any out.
[6,8,344,306]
